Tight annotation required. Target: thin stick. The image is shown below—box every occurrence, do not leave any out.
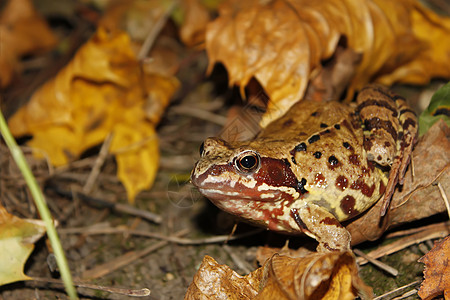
[170,105,228,126]
[373,280,420,300]
[392,289,417,300]
[58,226,263,245]
[31,277,150,297]
[83,133,113,194]
[0,110,77,299]
[437,182,450,219]
[357,227,449,265]
[48,186,162,224]
[137,1,177,60]
[81,229,189,279]
[353,248,398,276]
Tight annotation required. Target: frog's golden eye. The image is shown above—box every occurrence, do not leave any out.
[235,151,260,174]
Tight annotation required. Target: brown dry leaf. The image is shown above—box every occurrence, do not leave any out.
[8,27,179,202]
[0,0,57,88]
[418,235,450,300]
[346,120,450,245]
[185,255,262,299]
[185,252,372,300]
[206,0,450,126]
[179,0,212,47]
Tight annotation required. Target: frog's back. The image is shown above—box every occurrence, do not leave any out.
[259,101,354,140]
[256,100,386,222]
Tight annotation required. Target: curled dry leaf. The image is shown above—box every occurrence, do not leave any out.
[179,0,211,47]
[0,0,57,87]
[346,120,450,245]
[206,0,450,126]
[8,27,179,202]
[418,235,450,300]
[185,252,372,300]
[0,204,46,285]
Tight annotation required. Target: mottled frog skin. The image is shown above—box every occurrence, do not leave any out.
[191,85,418,252]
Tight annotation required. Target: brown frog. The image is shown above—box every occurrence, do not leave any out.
[191,85,418,252]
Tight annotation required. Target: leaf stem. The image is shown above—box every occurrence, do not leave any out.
[0,110,78,299]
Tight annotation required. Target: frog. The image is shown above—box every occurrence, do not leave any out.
[191,84,418,252]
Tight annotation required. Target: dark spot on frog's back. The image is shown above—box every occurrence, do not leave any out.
[340,195,358,217]
[308,135,320,144]
[361,182,375,197]
[320,123,328,128]
[294,142,307,152]
[349,154,360,165]
[328,155,339,167]
[402,117,417,130]
[335,175,348,191]
[311,111,319,117]
[343,142,352,150]
[315,173,326,186]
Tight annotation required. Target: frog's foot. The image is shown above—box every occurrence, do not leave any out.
[357,85,418,216]
[291,205,351,253]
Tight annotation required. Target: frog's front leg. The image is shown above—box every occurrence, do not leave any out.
[291,204,351,252]
[357,84,418,216]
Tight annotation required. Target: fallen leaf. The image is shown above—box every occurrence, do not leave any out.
[418,235,450,300]
[185,252,372,300]
[0,0,57,87]
[419,82,450,136]
[185,255,262,299]
[179,0,211,47]
[8,27,179,202]
[0,204,46,285]
[206,0,450,126]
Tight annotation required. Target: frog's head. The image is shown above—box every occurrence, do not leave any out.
[191,137,304,217]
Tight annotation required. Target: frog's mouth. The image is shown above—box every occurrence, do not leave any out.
[191,163,299,204]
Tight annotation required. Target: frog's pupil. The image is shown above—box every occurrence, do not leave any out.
[240,155,257,169]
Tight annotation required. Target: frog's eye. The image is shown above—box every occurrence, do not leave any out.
[235,151,260,174]
[199,142,205,156]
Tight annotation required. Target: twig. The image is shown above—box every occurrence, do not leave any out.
[31,277,150,297]
[353,248,398,276]
[373,280,420,300]
[47,185,162,224]
[169,105,228,126]
[82,133,113,194]
[0,109,77,299]
[391,289,417,300]
[81,229,189,279]
[223,244,253,274]
[357,225,450,265]
[437,182,450,219]
[59,225,264,245]
[137,1,177,60]
[384,221,450,239]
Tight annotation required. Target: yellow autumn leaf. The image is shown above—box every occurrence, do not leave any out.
[0,204,46,285]
[110,122,160,203]
[205,0,450,126]
[8,27,179,202]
